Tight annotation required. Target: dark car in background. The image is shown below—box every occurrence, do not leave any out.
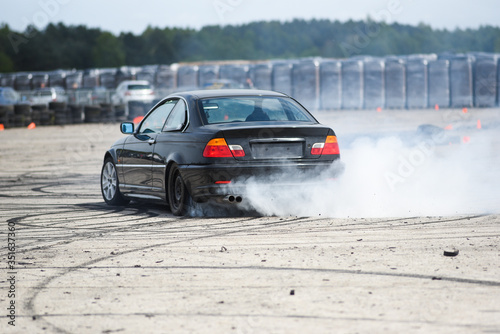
[101,89,341,215]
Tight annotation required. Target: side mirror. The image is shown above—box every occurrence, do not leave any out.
[121,122,134,134]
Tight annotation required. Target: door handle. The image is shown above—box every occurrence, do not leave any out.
[148,138,156,145]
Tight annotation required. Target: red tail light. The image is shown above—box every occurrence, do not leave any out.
[125,91,131,96]
[203,138,245,158]
[311,136,340,155]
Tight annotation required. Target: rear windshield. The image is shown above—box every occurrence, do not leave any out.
[199,96,316,125]
[127,84,151,90]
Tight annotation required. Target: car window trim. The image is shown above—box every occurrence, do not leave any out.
[196,96,317,125]
[162,97,190,133]
[162,98,188,133]
[137,98,179,134]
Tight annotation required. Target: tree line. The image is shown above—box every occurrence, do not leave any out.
[1,19,499,73]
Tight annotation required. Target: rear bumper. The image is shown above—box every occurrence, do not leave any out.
[179,159,344,202]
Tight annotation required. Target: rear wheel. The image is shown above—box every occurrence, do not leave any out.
[168,164,191,216]
[101,158,129,205]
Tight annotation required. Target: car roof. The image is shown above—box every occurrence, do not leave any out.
[168,89,289,100]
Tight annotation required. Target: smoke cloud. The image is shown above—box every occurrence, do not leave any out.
[236,110,500,218]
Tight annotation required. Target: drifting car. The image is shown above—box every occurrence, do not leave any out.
[101,89,341,215]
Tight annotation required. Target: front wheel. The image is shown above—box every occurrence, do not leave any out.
[168,164,191,216]
[101,158,129,206]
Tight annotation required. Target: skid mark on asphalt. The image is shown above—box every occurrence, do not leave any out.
[2,172,499,333]
[23,214,500,333]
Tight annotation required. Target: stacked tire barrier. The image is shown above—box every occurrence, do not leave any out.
[449,56,473,108]
[406,58,428,109]
[50,101,69,125]
[170,53,500,110]
[385,59,406,109]
[0,105,14,128]
[84,105,103,123]
[363,58,384,109]
[100,103,116,123]
[220,64,248,85]
[249,63,273,91]
[474,55,498,107]
[69,104,84,124]
[428,59,450,108]
[2,52,500,112]
[292,59,319,111]
[0,103,128,129]
[128,101,150,120]
[319,60,342,110]
[341,60,363,110]
[13,104,32,127]
[31,104,47,125]
[272,61,294,97]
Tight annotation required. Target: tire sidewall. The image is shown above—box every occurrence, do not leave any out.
[168,164,190,216]
[101,158,128,206]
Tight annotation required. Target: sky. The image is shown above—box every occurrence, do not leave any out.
[1,0,499,35]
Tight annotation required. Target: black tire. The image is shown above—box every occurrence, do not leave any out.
[31,104,48,112]
[31,110,41,124]
[128,101,148,119]
[40,110,53,125]
[101,158,129,206]
[100,103,115,123]
[54,110,67,125]
[48,101,67,110]
[168,164,191,216]
[14,104,31,116]
[69,105,84,124]
[0,105,12,127]
[84,105,101,123]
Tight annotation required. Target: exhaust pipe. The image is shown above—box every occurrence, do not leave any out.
[223,195,243,204]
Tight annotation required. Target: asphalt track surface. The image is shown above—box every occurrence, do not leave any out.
[1,109,499,333]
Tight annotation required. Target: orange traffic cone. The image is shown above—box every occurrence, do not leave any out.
[477,119,482,129]
[444,124,453,130]
[27,122,36,130]
[133,116,144,124]
[462,108,468,113]
[435,104,439,110]
[0,123,4,131]
[376,107,382,112]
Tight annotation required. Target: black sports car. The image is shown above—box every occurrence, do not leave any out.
[101,89,341,215]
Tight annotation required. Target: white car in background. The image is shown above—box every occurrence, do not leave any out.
[112,80,155,117]
[30,87,68,105]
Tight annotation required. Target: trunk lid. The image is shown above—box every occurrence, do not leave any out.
[217,122,332,161]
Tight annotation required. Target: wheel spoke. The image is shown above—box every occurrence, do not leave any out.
[102,162,117,201]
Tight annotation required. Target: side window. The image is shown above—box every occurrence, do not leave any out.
[138,99,177,134]
[163,99,187,131]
